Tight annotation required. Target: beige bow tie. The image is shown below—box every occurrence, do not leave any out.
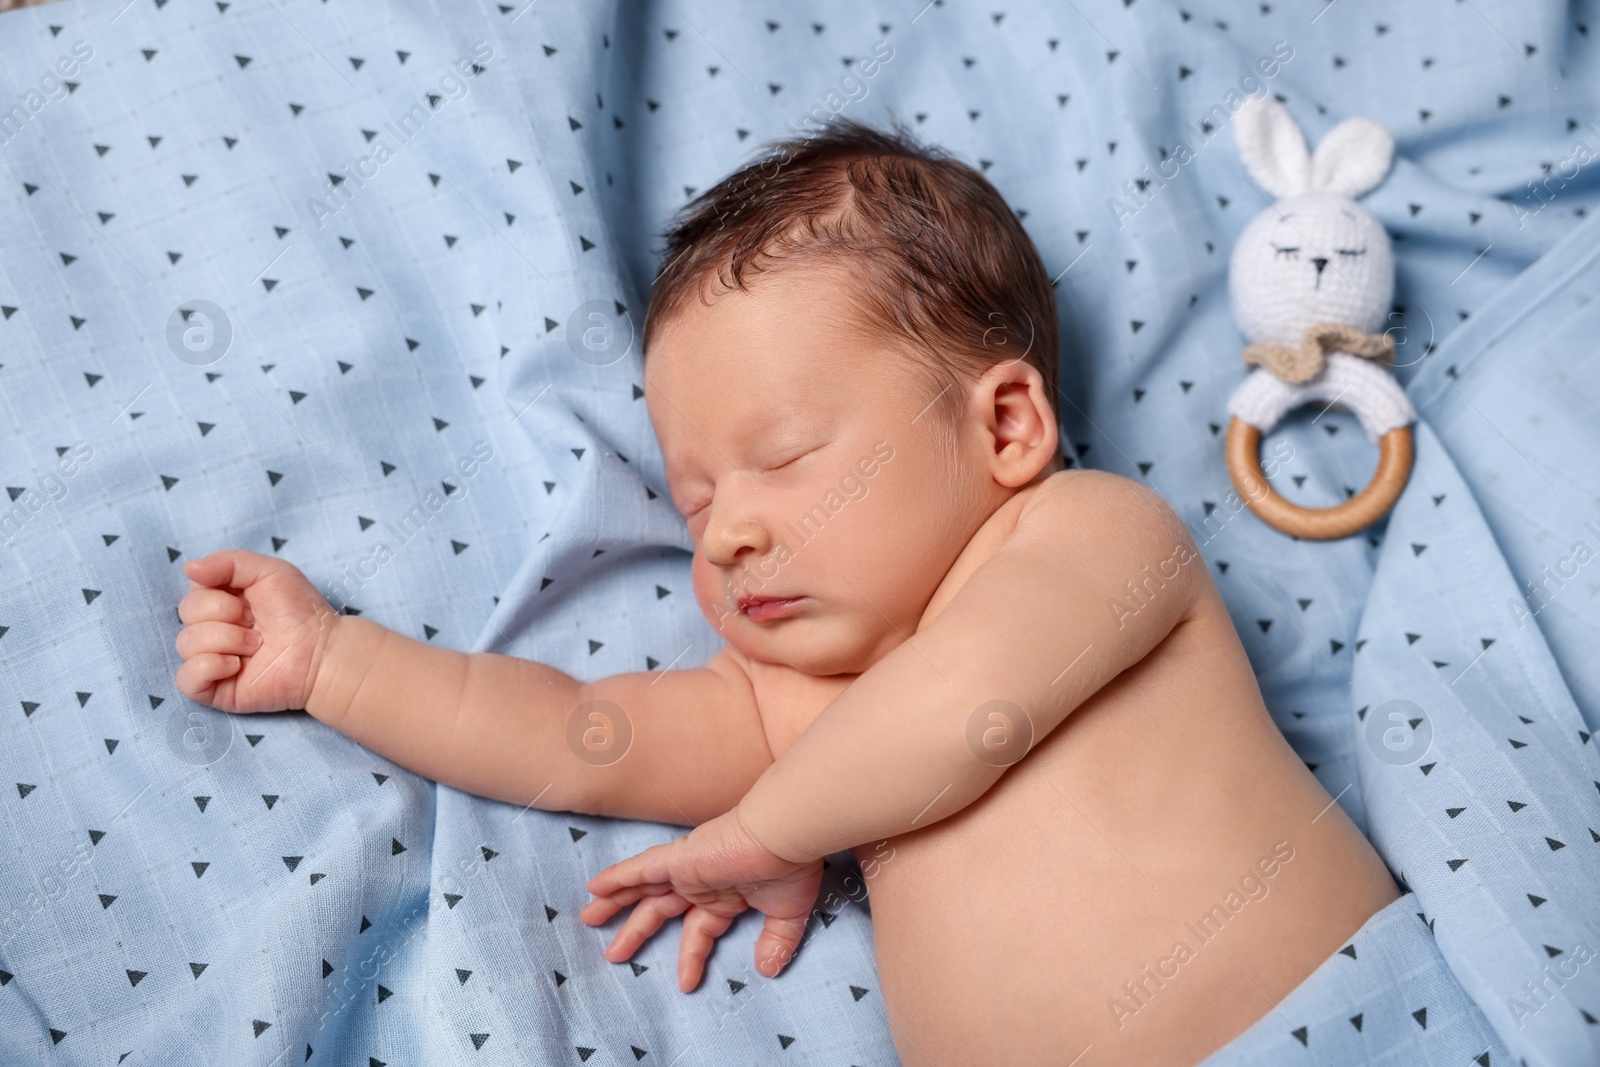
[1243,322,1395,385]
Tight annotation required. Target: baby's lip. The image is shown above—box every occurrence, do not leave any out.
[737,595,806,622]
[736,593,798,611]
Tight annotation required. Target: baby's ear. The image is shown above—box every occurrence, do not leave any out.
[973,360,1058,489]
[1234,96,1311,198]
[1309,116,1394,197]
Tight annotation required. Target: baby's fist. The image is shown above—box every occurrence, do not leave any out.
[175,550,338,715]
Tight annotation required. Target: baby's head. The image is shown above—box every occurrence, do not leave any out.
[641,117,1062,675]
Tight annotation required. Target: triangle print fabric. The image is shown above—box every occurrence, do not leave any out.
[1,1,1598,1065]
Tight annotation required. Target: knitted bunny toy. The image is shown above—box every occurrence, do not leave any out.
[1223,96,1416,540]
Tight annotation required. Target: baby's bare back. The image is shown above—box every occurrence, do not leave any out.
[744,489,1399,1065]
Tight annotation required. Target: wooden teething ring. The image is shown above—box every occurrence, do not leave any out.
[1225,407,1413,541]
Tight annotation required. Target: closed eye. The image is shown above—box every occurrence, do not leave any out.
[1272,244,1300,259]
[767,444,820,471]
[1336,247,1367,258]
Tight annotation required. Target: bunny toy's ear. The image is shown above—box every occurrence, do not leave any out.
[1234,96,1311,198]
[1309,116,1394,197]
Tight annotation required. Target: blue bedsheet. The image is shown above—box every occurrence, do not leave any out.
[1,0,1597,1064]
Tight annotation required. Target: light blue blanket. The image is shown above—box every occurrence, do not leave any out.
[1,1,1597,1064]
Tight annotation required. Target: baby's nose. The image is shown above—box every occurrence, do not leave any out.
[702,516,771,567]
[1311,256,1329,275]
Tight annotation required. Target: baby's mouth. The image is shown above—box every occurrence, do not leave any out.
[737,595,806,623]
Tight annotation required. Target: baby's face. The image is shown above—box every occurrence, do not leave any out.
[645,265,993,676]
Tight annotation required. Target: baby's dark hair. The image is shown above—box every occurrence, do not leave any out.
[640,115,1060,425]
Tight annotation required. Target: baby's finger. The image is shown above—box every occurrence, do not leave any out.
[753,915,808,978]
[175,651,241,698]
[178,587,253,627]
[586,843,678,897]
[603,893,690,963]
[176,620,262,661]
[182,550,279,591]
[580,885,651,926]
[678,907,737,992]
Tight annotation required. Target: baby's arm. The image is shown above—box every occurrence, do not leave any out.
[735,470,1204,863]
[175,550,773,826]
[583,470,1206,985]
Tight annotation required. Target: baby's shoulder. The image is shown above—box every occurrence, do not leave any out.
[918,469,1184,634]
[1012,468,1189,548]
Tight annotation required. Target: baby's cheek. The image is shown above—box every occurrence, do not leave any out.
[688,555,727,626]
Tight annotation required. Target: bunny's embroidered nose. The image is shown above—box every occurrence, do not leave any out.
[1311,256,1329,274]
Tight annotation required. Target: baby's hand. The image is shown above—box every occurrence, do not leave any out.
[175,549,339,714]
[580,808,823,993]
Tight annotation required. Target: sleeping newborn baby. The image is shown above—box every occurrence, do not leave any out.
[173,117,1399,1064]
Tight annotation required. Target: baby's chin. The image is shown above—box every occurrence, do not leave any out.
[721,617,881,677]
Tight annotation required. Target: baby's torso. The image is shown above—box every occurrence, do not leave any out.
[736,473,1399,1064]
